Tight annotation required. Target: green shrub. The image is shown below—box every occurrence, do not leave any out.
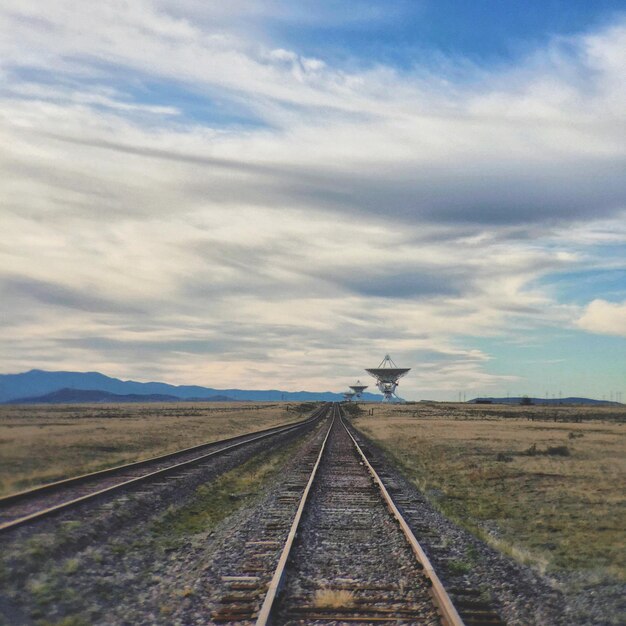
[546,445,570,457]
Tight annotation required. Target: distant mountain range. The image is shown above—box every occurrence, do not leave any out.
[7,388,239,404]
[0,370,381,404]
[470,396,619,406]
[1,371,614,406]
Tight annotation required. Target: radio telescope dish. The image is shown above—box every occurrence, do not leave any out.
[349,380,368,399]
[343,390,356,402]
[365,354,410,402]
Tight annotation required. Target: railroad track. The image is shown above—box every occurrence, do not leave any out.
[212,404,465,625]
[0,404,329,534]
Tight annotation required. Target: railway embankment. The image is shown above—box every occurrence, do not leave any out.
[351,402,626,625]
[0,410,327,625]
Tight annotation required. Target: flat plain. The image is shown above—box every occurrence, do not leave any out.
[0,402,305,496]
[354,402,626,584]
[2,400,624,587]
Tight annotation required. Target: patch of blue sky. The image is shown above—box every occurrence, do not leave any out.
[121,78,271,130]
[267,0,625,70]
[532,267,626,306]
[9,65,269,131]
[461,329,626,398]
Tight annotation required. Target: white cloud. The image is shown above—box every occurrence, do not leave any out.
[0,3,624,398]
[577,299,626,337]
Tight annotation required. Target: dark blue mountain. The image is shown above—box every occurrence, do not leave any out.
[0,370,381,403]
[470,396,618,406]
[6,388,243,404]
[9,388,183,404]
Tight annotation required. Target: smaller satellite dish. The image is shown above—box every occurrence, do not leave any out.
[349,380,368,399]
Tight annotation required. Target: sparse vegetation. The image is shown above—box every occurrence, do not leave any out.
[447,559,473,575]
[546,445,571,456]
[0,402,308,496]
[313,588,355,608]
[36,616,90,626]
[292,401,321,414]
[340,402,364,417]
[355,402,626,581]
[1,431,308,623]
[61,559,80,575]
[151,438,302,545]
[495,452,513,462]
[523,443,571,456]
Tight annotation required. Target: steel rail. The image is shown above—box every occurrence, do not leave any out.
[0,406,326,508]
[340,409,465,626]
[0,405,328,534]
[255,404,336,626]
[255,403,462,625]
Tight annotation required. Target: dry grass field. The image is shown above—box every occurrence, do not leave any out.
[0,402,308,496]
[354,402,626,582]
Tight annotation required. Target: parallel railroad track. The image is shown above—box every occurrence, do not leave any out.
[345,424,507,626]
[213,404,466,625]
[0,404,329,534]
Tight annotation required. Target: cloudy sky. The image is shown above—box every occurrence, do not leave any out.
[1,1,625,400]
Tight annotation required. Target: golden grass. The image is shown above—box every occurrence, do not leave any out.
[355,402,626,580]
[0,402,306,496]
[313,588,355,608]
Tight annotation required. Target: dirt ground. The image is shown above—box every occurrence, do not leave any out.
[0,402,306,496]
[354,402,626,582]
